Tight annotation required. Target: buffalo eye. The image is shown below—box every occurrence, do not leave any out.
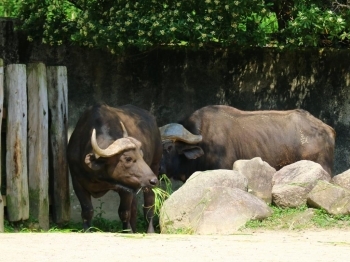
[125,156,133,163]
[165,144,173,153]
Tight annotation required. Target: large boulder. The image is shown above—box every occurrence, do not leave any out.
[159,170,271,235]
[307,180,350,215]
[272,160,331,208]
[184,169,249,191]
[233,157,276,204]
[332,169,350,191]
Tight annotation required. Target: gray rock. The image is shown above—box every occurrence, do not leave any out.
[159,170,271,235]
[233,157,276,204]
[307,180,350,215]
[332,169,350,191]
[186,169,248,190]
[272,160,331,208]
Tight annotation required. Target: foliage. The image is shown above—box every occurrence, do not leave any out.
[152,174,172,217]
[1,1,350,52]
[312,208,350,228]
[4,215,134,233]
[86,199,124,232]
[282,1,350,48]
[151,174,173,233]
[13,0,272,52]
[4,204,350,233]
[0,0,20,17]
[243,205,350,230]
[4,217,82,233]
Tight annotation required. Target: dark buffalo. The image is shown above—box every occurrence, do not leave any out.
[67,104,162,233]
[159,105,335,182]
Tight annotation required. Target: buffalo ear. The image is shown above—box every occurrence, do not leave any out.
[84,153,105,171]
[181,146,204,160]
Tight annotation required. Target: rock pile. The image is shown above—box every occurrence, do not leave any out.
[160,158,350,234]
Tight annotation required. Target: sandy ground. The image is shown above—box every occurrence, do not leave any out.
[1,229,350,262]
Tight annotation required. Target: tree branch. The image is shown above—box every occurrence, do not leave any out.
[332,0,350,10]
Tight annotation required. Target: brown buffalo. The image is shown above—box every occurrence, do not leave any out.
[159,105,335,182]
[67,104,162,233]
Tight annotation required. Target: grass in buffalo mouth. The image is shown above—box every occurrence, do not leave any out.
[152,175,173,216]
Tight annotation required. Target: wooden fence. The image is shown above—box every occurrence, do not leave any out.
[0,60,70,232]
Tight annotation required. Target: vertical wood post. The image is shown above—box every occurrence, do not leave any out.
[47,66,70,224]
[5,64,29,221]
[27,63,49,230]
[0,58,4,232]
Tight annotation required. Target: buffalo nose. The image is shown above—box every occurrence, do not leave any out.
[150,177,158,186]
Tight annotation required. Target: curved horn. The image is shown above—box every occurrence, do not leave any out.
[159,123,202,144]
[120,121,128,137]
[91,129,136,157]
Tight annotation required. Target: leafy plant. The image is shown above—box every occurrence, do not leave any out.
[152,174,172,217]
[243,205,350,231]
[3,217,80,233]
[84,199,125,233]
[2,0,350,51]
[0,0,20,17]
[283,3,349,47]
[312,208,350,228]
[0,0,278,52]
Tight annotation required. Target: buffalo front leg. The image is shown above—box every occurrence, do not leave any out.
[118,189,135,233]
[71,177,94,231]
[143,189,156,233]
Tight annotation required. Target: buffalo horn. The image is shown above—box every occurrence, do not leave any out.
[91,128,136,157]
[159,123,202,144]
[120,121,128,137]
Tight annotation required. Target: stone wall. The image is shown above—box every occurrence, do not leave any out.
[1,18,350,223]
[21,41,350,175]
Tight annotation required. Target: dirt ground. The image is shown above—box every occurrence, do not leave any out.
[1,229,350,262]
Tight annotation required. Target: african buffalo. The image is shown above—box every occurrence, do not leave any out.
[159,105,335,182]
[67,104,162,233]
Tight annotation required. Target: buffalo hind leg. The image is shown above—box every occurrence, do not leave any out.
[71,176,94,231]
[143,189,156,233]
[118,190,135,233]
[146,160,160,233]
[130,195,137,232]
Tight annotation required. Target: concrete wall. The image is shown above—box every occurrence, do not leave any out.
[26,45,350,175]
[1,19,350,224]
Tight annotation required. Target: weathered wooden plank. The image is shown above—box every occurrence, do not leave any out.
[1,196,5,206]
[1,108,6,119]
[5,64,29,221]
[27,63,49,230]
[47,66,70,224]
[0,58,4,232]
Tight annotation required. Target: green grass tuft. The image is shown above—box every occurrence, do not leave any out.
[243,205,350,231]
[152,174,173,216]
